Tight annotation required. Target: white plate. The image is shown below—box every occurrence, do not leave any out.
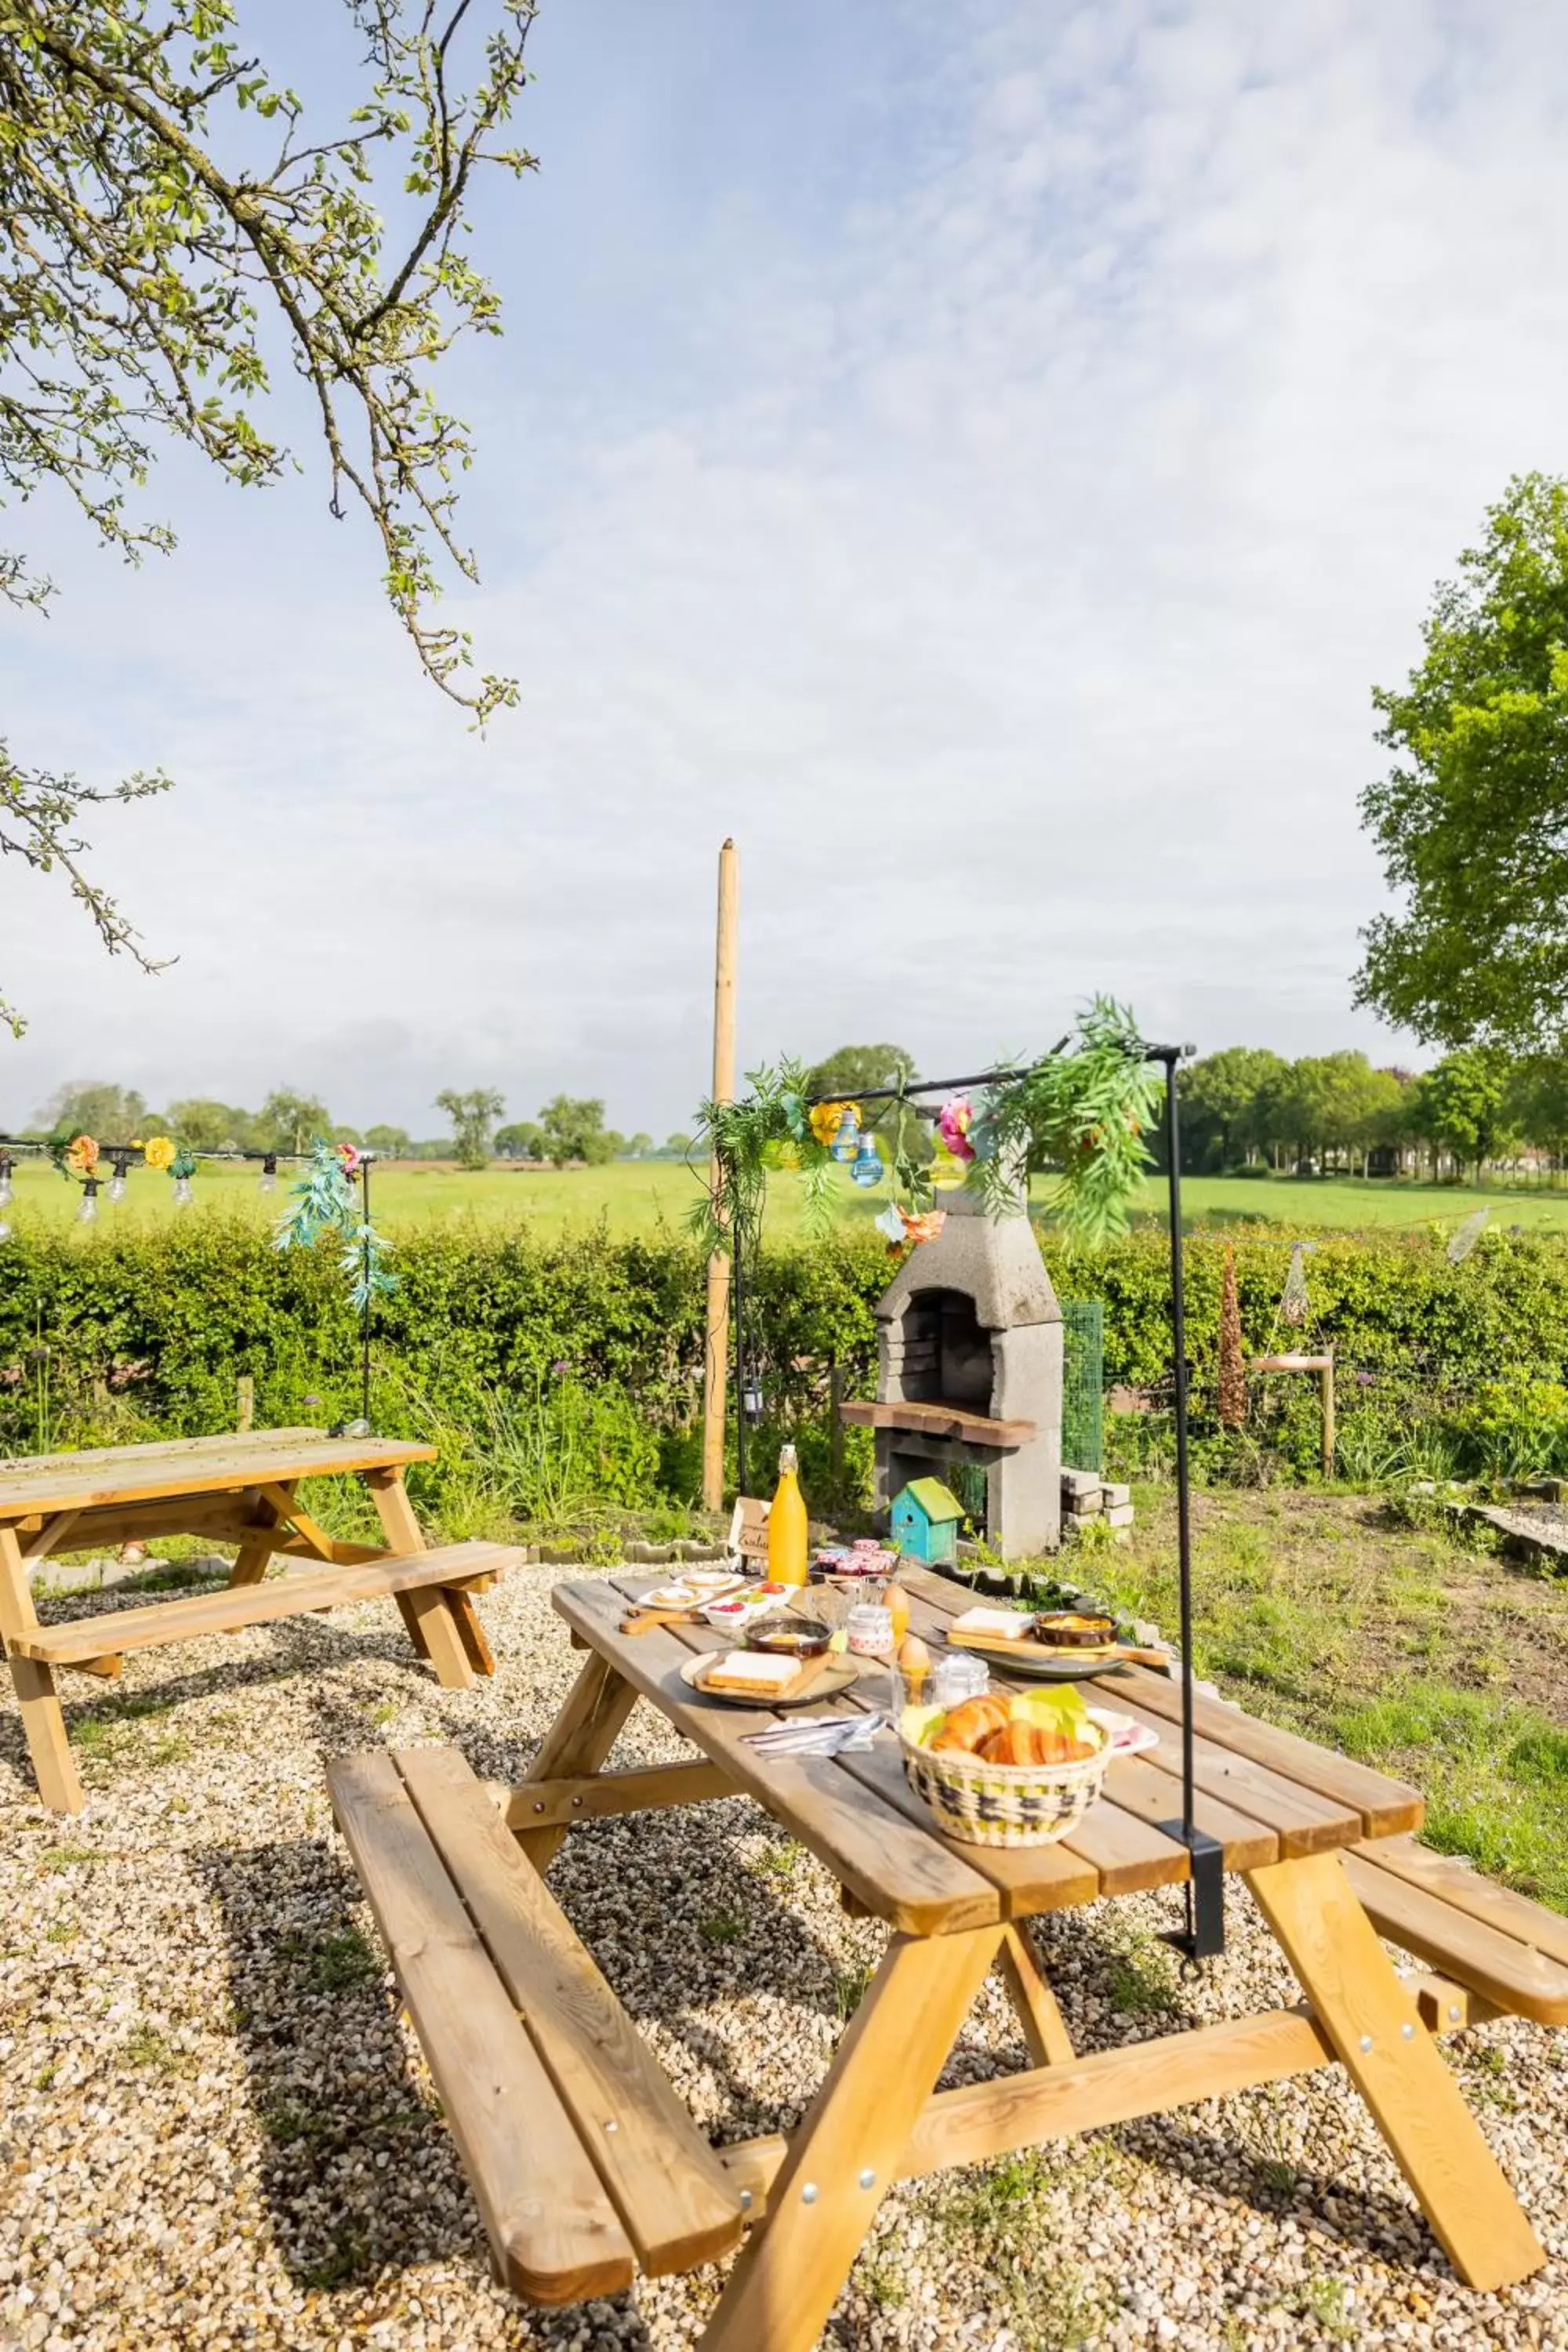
[1087,1707,1160,1759]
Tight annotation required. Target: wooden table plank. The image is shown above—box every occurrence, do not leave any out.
[1340,1852,1568,2027]
[1084,1690,1361,1855]
[554,1581,1001,1936]
[1111,1665,1423,1838]
[328,1751,634,2305]
[1349,1835,1568,1970]
[396,1748,744,2275]
[11,1542,519,1662]
[0,1431,437,1519]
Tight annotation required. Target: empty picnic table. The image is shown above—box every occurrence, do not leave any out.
[330,1560,1561,2348]
[0,1428,516,1813]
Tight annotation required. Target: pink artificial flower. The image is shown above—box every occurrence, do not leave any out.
[338,1142,362,1178]
[938,1094,975,1163]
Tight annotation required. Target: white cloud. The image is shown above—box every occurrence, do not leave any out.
[5,0,1567,1129]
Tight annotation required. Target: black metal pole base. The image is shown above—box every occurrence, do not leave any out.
[1156,1822,1226,1962]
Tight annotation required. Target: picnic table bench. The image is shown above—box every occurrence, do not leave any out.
[330,1562,1566,2347]
[0,1428,518,1813]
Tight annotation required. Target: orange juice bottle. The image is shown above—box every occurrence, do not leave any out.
[884,1578,912,1645]
[767,1443,810,1585]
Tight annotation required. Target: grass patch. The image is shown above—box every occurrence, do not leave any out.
[279,1926,381,1994]
[1096,1493,1568,1912]
[74,1690,193,1770]
[38,1844,102,1871]
[1103,1936,1178,2019]
[124,2021,191,2074]
[698,1912,744,1947]
[933,2154,1111,2348]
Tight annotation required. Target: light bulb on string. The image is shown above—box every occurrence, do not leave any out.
[259,1154,278,1195]
[850,1134,884,1188]
[0,1153,12,1210]
[76,1177,100,1225]
[108,1153,129,1204]
[829,1106,861,1163]
[173,1174,194,1207]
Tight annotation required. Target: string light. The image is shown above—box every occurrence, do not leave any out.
[0,1152,11,1210]
[259,1154,278,1195]
[108,1152,130,1204]
[76,1176,101,1225]
[172,1174,194,1207]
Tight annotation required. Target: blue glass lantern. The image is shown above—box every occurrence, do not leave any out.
[850,1134,883,1187]
[830,1106,860,1163]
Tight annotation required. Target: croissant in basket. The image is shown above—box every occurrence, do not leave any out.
[929,1692,1011,1755]
[978,1720,1100,1767]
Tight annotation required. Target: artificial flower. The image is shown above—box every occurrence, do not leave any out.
[873,1201,906,1246]
[64,1134,99,1175]
[938,1094,975,1163]
[338,1142,363,1178]
[142,1135,176,1172]
[809,1099,853,1149]
[900,1208,947,1246]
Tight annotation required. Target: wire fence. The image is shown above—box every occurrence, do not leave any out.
[1061,1298,1105,1472]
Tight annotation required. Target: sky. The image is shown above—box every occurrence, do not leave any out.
[5,0,1568,1136]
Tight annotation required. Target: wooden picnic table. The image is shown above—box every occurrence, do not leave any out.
[499,1560,1547,2345]
[0,1428,514,1813]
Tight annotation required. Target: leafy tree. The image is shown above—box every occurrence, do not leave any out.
[1,0,536,1032]
[254,1088,331,1155]
[35,1080,147,1140]
[363,1123,412,1157]
[164,1097,252,1151]
[623,1132,653,1159]
[435,1087,503,1171]
[494,1120,544,1160]
[1357,474,1568,1049]
[332,1124,365,1148]
[1178,1047,1290,1169]
[663,1131,695,1159]
[1409,1047,1516,1178]
[1507,1058,1568,1174]
[538,1094,615,1167]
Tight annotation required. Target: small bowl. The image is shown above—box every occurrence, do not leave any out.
[1033,1610,1116,1650]
[745,1618,833,1659]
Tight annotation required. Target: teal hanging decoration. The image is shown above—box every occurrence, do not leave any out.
[850,1133,884,1187]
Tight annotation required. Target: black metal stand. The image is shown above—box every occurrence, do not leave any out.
[360,1156,374,1431]
[1146,1043,1225,1963]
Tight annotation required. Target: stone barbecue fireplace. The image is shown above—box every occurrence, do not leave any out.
[842,1189,1063,1560]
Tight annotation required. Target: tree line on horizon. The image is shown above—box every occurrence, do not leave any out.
[1177,1045,1568,1180]
[10,1083,696,1174]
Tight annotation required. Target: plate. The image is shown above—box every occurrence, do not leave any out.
[1087,1707,1160,1758]
[678,1652,862,1709]
[935,1631,1130,1682]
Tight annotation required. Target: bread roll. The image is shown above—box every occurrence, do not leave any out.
[979,1721,1102,1767]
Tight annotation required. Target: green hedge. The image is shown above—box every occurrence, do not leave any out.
[2,1219,1566,1497]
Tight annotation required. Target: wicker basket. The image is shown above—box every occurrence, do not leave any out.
[898,1718,1112,1848]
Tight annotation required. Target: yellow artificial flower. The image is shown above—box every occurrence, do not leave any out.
[808,1100,855,1148]
[64,1134,99,1175]
[142,1135,176,1172]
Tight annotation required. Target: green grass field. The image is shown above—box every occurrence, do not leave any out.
[5,1154,1568,1238]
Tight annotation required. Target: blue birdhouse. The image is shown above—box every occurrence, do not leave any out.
[891,1475,964,1566]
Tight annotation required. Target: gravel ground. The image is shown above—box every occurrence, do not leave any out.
[2,1561,1566,2351]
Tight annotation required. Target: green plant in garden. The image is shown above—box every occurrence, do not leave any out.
[1458,1376,1568,1483]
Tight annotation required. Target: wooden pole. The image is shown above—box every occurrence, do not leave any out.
[702,840,739,1513]
[1319,1356,1335,1477]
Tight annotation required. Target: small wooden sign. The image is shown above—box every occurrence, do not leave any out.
[728,1494,771,1564]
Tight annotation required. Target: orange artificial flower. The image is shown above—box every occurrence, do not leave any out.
[64,1134,99,1175]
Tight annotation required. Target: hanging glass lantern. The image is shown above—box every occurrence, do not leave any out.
[850,1133,883,1187]
[741,1374,764,1421]
[259,1154,278,1195]
[829,1105,860,1163]
[77,1176,100,1225]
